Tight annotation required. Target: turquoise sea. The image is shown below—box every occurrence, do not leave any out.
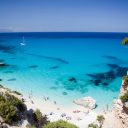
[0,32,128,111]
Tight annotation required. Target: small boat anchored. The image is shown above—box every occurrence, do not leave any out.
[20,37,26,46]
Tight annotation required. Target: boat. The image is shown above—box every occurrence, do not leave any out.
[20,37,26,46]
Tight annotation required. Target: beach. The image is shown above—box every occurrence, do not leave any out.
[0,84,124,128]
[23,94,97,128]
[24,93,124,128]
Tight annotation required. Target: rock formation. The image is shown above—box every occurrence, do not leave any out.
[113,75,128,128]
[73,96,96,110]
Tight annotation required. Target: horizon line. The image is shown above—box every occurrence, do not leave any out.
[0,31,128,33]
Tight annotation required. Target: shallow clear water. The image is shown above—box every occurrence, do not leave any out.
[0,32,128,111]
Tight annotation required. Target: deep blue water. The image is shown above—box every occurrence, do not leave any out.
[0,32,128,110]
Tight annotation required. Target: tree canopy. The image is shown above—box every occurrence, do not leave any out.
[122,37,128,45]
[43,120,78,128]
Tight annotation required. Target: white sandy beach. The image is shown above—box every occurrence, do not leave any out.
[0,86,122,128]
[23,95,97,128]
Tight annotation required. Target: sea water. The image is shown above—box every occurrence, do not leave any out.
[0,32,128,111]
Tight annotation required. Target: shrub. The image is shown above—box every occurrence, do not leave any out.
[0,95,5,102]
[123,76,128,82]
[0,93,26,124]
[5,92,26,112]
[43,120,78,128]
[0,101,18,124]
[122,37,128,45]
[88,123,99,128]
[97,115,105,128]
[34,109,42,122]
[33,109,48,127]
[120,92,128,103]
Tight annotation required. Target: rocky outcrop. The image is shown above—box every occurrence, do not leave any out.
[73,96,96,110]
[114,78,128,128]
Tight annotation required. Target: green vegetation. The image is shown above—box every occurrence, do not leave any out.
[34,109,42,122]
[0,100,18,124]
[33,109,48,127]
[88,123,99,128]
[122,37,128,45]
[0,93,26,124]
[123,76,128,82]
[88,115,105,128]
[97,115,105,128]
[5,92,26,112]
[120,92,128,103]
[43,120,78,128]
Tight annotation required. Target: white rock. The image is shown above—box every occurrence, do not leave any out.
[73,96,96,110]
[117,99,122,105]
[124,101,128,108]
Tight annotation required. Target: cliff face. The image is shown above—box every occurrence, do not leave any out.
[114,79,128,128]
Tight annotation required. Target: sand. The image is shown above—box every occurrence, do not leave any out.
[24,95,97,128]
[0,86,122,128]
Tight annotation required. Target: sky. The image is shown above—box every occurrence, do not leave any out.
[0,0,128,32]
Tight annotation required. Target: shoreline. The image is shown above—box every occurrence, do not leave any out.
[0,84,123,128]
[0,84,98,127]
[24,94,98,128]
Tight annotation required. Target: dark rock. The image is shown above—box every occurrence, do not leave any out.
[107,64,119,69]
[7,78,16,81]
[62,92,68,95]
[94,79,101,86]
[103,55,120,60]
[96,73,106,79]
[0,44,16,54]
[50,87,58,90]
[68,77,77,83]
[87,74,97,78]
[0,59,5,62]
[64,85,75,91]
[102,82,109,86]
[0,63,9,67]
[106,70,115,79]
[116,67,128,77]
[4,71,13,73]
[58,77,88,93]
[89,80,94,82]
[49,66,59,69]
[87,70,116,88]
[29,65,38,68]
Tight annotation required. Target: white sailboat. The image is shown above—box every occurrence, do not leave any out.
[20,37,26,46]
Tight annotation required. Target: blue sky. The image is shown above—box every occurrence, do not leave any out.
[0,0,128,32]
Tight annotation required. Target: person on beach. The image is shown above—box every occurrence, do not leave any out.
[107,104,108,112]
[66,116,72,120]
[29,90,33,99]
[43,96,47,101]
[61,113,66,117]
[47,97,49,100]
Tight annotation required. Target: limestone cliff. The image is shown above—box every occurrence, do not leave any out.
[114,76,128,128]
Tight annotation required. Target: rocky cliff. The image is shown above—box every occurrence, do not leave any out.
[114,76,128,128]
